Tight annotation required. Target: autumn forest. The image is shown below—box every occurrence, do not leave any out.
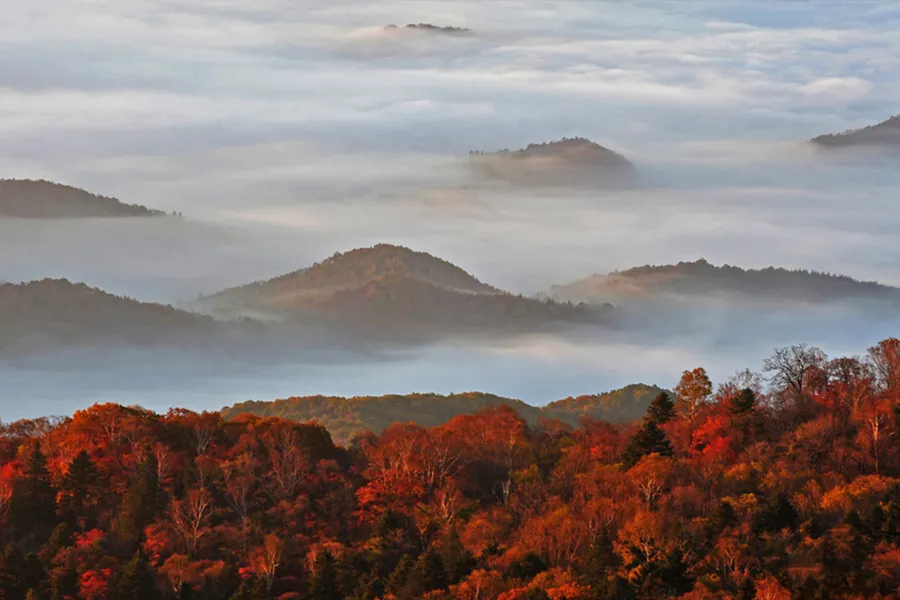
[0,339,899,600]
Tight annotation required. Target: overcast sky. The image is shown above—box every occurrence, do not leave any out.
[2,0,900,416]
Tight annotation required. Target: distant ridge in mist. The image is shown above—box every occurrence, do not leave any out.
[0,179,169,218]
[198,244,610,339]
[0,278,218,356]
[222,384,665,444]
[385,23,472,34]
[811,115,900,149]
[468,137,638,187]
[549,259,900,306]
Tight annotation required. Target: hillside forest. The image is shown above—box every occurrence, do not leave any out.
[2,339,900,599]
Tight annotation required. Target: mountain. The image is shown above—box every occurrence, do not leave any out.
[221,384,664,444]
[468,137,638,187]
[548,259,900,306]
[0,179,168,218]
[811,115,900,149]
[385,23,472,34]
[197,244,609,339]
[0,279,220,357]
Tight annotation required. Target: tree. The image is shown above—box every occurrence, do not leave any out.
[309,550,341,600]
[869,338,900,393]
[674,369,712,424]
[623,420,673,468]
[646,393,676,425]
[117,456,160,548]
[58,450,99,529]
[12,442,57,542]
[729,388,757,416]
[764,344,827,402]
[110,552,160,600]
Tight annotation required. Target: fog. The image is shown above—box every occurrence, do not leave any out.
[2,0,900,418]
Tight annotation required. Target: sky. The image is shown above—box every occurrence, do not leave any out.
[1,0,900,417]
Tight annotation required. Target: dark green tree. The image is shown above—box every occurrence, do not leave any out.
[647,392,676,424]
[622,420,674,468]
[440,528,474,585]
[12,443,57,543]
[117,456,160,548]
[110,552,160,600]
[402,546,447,597]
[729,388,757,416]
[308,550,341,600]
[0,544,26,600]
[58,451,99,529]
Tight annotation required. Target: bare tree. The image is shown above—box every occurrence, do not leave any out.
[171,488,212,556]
[764,344,827,399]
[868,338,900,393]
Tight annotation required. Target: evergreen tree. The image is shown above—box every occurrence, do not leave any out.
[12,443,57,543]
[647,392,676,424]
[308,551,341,600]
[440,528,475,585]
[402,546,447,597]
[110,552,159,600]
[58,451,99,529]
[622,420,674,468]
[117,456,160,548]
[583,529,619,591]
[0,544,26,600]
[729,388,757,416]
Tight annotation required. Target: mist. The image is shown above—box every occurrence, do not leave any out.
[2,0,900,419]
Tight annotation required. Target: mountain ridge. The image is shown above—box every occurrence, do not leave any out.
[0,179,169,218]
[811,115,900,149]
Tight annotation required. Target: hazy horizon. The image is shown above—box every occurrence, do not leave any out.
[2,0,900,418]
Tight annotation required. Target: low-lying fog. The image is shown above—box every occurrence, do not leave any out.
[2,0,900,418]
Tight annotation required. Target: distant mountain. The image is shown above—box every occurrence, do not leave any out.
[197,244,609,339]
[385,23,471,34]
[0,179,168,218]
[548,259,900,306]
[0,279,220,357]
[468,137,638,187]
[221,384,664,444]
[811,115,900,149]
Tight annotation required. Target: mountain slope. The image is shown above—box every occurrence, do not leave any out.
[0,179,167,218]
[811,115,900,149]
[468,137,638,187]
[549,259,900,306]
[0,279,219,356]
[198,244,609,338]
[221,384,663,444]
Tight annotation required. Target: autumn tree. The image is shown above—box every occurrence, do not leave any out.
[675,369,712,424]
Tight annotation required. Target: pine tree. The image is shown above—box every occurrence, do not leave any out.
[117,457,160,548]
[583,529,618,590]
[622,420,674,468]
[403,546,447,597]
[440,528,474,585]
[647,392,676,424]
[12,443,57,542]
[0,544,26,600]
[729,388,757,416]
[110,552,159,600]
[308,551,341,600]
[58,451,99,529]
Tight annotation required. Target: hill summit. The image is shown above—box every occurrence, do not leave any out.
[811,115,900,149]
[549,259,900,306]
[199,244,609,338]
[0,179,167,218]
[469,137,638,187]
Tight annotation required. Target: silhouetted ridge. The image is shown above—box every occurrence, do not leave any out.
[385,23,471,34]
[0,279,216,355]
[222,384,663,444]
[0,179,168,218]
[468,137,637,187]
[811,115,900,148]
[550,259,900,305]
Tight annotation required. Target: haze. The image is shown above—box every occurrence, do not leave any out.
[2,0,900,418]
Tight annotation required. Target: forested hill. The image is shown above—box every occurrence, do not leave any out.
[222,384,665,444]
[197,244,608,337]
[468,137,638,187]
[0,179,168,218]
[811,115,900,148]
[549,258,900,305]
[3,339,900,599]
[0,279,218,356]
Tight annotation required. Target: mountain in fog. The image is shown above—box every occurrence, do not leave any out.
[0,279,223,357]
[197,244,609,340]
[548,259,900,306]
[385,23,472,34]
[0,179,169,218]
[222,384,664,444]
[811,115,900,149]
[468,137,638,187]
